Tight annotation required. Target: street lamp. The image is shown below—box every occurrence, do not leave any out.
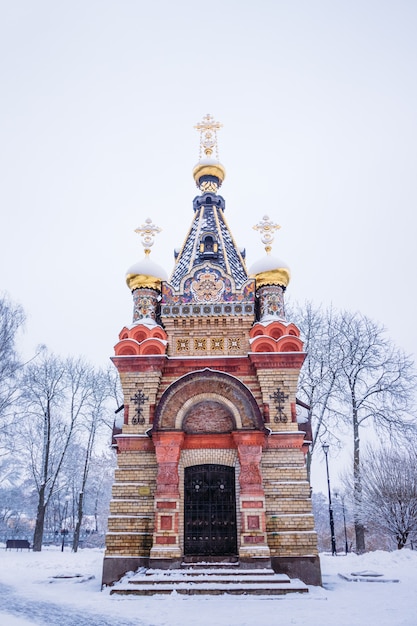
[61,495,70,552]
[335,491,348,555]
[322,442,337,556]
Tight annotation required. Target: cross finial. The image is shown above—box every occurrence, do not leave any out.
[253,215,281,254]
[134,218,162,255]
[194,114,222,159]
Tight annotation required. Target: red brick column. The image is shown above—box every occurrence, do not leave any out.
[232,431,270,559]
[150,431,184,560]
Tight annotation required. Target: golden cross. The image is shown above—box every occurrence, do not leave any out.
[134,218,162,255]
[194,114,222,159]
[253,215,281,254]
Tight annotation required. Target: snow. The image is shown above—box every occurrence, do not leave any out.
[1,546,417,626]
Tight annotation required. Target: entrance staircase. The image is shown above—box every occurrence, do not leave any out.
[109,563,309,596]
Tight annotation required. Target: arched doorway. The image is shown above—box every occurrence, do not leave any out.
[184,464,237,557]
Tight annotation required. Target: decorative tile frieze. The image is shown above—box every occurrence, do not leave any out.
[161,302,254,317]
[194,337,206,351]
[176,338,189,352]
[211,337,224,350]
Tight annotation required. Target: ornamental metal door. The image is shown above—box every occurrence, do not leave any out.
[184,464,237,556]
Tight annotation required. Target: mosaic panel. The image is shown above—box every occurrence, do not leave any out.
[161,270,255,309]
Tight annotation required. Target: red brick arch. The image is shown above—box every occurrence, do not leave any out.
[153,368,264,432]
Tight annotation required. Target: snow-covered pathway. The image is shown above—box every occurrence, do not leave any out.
[0,580,140,626]
[1,547,417,626]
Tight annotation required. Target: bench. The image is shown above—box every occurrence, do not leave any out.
[6,539,31,550]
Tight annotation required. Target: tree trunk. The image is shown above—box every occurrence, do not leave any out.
[397,532,408,549]
[353,405,366,554]
[354,521,366,554]
[33,485,46,551]
[72,491,83,552]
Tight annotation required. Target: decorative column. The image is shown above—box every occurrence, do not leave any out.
[232,431,270,560]
[150,431,184,562]
[257,284,286,322]
[132,287,160,326]
[251,215,290,323]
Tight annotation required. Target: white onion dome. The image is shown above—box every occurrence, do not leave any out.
[248,254,291,289]
[126,254,168,292]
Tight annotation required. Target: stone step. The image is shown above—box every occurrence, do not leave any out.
[130,575,292,585]
[110,567,309,596]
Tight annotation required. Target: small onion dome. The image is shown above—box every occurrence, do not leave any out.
[192,157,226,188]
[126,254,168,292]
[248,254,291,289]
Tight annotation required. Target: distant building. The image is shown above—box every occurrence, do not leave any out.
[102,116,321,586]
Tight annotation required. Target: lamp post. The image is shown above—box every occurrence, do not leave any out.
[335,491,348,555]
[61,495,70,552]
[322,442,337,556]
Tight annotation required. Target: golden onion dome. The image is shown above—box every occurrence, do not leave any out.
[248,254,291,288]
[193,157,226,188]
[126,253,168,292]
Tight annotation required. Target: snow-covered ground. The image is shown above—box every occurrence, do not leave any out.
[0,546,416,626]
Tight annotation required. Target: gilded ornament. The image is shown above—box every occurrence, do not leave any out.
[134,218,162,253]
[253,215,281,254]
[194,113,222,159]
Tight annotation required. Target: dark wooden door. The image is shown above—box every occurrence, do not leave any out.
[184,464,237,556]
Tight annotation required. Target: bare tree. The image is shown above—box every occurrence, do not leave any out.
[20,353,96,551]
[0,294,25,455]
[360,446,417,549]
[72,366,116,552]
[89,451,116,536]
[293,302,342,480]
[292,302,417,553]
[333,311,417,553]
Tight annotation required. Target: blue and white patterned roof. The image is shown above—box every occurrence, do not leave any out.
[169,192,247,290]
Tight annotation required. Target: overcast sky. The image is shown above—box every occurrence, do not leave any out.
[1,2,416,485]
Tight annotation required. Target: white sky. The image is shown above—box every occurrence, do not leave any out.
[0,0,416,505]
[1,0,416,490]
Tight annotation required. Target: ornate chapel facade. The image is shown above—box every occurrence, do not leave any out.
[102,115,321,586]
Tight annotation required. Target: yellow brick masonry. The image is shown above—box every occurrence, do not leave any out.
[104,449,157,558]
[103,362,163,559]
[262,447,318,557]
[181,449,238,468]
[119,369,163,434]
[107,515,152,533]
[256,368,301,432]
[163,316,254,357]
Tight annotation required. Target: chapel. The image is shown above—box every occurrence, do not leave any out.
[102,115,321,587]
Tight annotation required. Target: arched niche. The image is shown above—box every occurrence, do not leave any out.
[153,368,264,432]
